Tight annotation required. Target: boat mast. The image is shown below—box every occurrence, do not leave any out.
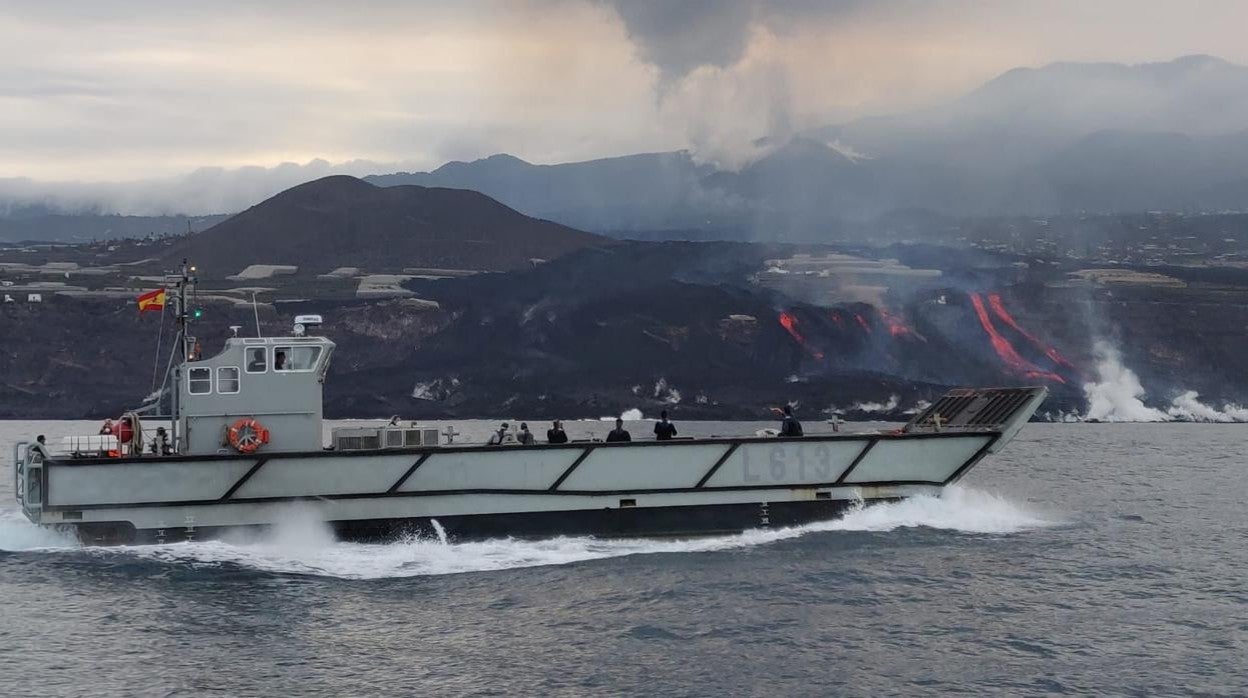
[170,259,195,452]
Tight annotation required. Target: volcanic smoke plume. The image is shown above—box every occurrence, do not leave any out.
[968,292,1064,383]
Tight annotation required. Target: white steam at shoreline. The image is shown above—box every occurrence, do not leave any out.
[1081,341,1247,423]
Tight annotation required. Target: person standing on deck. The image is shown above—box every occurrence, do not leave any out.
[151,427,171,456]
[31,435,50,460]
[779,405,803,437]
[606,418,631,442]
[547,420,568,444]
[654,410,677,441]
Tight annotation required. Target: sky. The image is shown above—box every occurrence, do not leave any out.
[2,0,1247,185]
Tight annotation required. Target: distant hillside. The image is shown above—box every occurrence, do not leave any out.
[366,151,725,233]
[161,176,604,276]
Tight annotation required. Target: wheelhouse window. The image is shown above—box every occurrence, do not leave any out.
[273,345,322,372]
[217,367,240,394]
[188,367,212,394]
[245,347,267,373]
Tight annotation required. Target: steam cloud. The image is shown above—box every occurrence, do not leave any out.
[602,0,884,170]
[1082,341,1247,422]
[849,395,901,413]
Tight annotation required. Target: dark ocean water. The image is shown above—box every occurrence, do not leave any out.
[2,421,1245,696]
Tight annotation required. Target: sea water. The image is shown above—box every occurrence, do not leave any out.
[1,420,1244,695]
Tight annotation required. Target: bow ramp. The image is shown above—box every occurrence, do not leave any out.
[905,387,1048,453]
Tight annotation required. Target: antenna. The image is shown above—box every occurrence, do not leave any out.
[252,293,263,338]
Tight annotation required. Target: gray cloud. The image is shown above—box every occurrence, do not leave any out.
[3,0,1248,213]
[603,0,885,85]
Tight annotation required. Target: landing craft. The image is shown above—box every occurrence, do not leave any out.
[12,262,1047,545]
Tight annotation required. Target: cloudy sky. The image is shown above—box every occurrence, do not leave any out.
[3,0,1247,185]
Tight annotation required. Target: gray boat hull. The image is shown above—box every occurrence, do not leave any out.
[20,432,993,545]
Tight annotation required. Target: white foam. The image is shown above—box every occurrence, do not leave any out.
[47,486,1057,579]
[822,486,1055,534]
[0,509,80,551]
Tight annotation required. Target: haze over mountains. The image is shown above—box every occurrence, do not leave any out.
[3,55,1248,244]
[370,55,1248,237]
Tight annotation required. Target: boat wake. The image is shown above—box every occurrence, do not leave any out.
[0,487,1058,579]
[0,509,80,550]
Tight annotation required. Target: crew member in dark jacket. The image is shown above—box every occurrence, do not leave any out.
[654,410,677,440]
[606,417,631,442]
[31,435,50,460]
[779,405,803,437]
[547,420,568,444]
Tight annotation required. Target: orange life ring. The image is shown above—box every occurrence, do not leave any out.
[227,417,270,454]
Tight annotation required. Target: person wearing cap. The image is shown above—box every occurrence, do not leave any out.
[488,422,514,445]
[517,422,536,445]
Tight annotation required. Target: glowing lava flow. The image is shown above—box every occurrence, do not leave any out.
[968,293,1064,383]
[986,293,1075,369]
[854,313,872,333]
[879,309,925,341]
[829,310,846,329]
[778,311,824,359]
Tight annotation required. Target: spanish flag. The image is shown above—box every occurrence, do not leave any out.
[136,288,166,313]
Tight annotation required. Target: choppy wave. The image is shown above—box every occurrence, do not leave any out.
[0,487,1057,578]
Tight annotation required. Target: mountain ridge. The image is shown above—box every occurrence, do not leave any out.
[158,175,605,276]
